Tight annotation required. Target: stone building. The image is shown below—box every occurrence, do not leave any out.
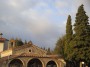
[0,33,9,52]
[0,36,66,67]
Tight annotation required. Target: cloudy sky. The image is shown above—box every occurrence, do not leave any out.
[0,0,90,49]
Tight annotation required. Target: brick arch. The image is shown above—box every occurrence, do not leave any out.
[27,58,44,67]
[46,60,58,67]
[8,59,24,67]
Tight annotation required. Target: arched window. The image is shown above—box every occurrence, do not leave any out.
[27,58,42,67]
[9,59,23,67]
[46,60,57,67]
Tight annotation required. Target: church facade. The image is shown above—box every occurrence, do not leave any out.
[0,36,66,67]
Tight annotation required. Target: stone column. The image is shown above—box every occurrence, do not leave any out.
[80,62,82,67]
[80,62,85,67]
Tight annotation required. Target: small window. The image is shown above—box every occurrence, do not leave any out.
[29,49,31,52]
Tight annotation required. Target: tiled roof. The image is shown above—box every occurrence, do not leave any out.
[20,53,61,58]
[32,45,47,53]
[0,38,6,42]
[0,55,20,63]
[13,44,32,51]
[10,39,15,42]
[0,38,8,42]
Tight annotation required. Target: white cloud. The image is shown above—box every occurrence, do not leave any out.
[20,1,55,36]
[0,0,89,49]
[8,0,19,8]
[54,0,68,9]
[21,8,53,36]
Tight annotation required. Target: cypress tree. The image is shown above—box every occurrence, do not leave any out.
[64,15,73,59]
[69,4,90,66]
[15,39,24,46]
[47,48,51,54]
[24,40,27,44]
[64,15,73,67]
[66,15,73,41]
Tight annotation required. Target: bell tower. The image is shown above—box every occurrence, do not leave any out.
[9,39,16,48]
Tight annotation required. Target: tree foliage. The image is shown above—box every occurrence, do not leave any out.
[24,40,27,44]
[67,4,90,65]
[15,39,24,46]
[54,36,65,57]
[54,4,90,67]
[64,15,73,60]
[66,15,73,41]
[47,47,51,55]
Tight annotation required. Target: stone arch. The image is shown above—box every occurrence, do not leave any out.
[8,59,24,67]
[27,58,43,67]
[46,60,58,67]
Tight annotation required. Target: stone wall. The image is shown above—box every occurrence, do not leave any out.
[13,44,47,56]
[6,56,65,67]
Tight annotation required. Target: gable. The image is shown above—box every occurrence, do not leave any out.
[13,44,47,56]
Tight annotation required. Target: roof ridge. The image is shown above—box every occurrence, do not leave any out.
[13,44,32,51]
[32,44,47,53]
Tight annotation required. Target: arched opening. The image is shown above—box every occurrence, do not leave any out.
[9,59,23,67]
[46,61,57,67]
[27,58,42,67]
